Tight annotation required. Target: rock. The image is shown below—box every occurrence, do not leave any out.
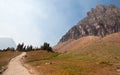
[117,69,120,72]
[45,62,52,65]
[59,4,120,43]
[37,66,40,68]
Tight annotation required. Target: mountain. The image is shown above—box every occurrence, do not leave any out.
[54,4,120,51]
[60,4,120,42]
[0,38,16,50]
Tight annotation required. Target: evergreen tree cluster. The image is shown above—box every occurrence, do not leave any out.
[16,43,33,52]
[40,42,53,52]
[0,47,15,52]
[0,42,53,52]
[16,42,53,52]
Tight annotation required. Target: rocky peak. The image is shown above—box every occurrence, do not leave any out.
[59,4,120,43]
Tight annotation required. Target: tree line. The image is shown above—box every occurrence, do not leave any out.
[0,42,53,52]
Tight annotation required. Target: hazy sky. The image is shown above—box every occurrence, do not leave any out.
[0,0,120,47]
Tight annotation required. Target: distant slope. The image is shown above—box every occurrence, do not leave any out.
[55,32,120,61]
[0,38,16,50]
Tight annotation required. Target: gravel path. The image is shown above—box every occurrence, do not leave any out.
[2,52,32,75]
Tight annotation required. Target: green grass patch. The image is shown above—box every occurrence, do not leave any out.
[60,64,90,75]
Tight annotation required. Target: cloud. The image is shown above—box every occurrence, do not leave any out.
[0,0,69,46]
[0,0,42,46]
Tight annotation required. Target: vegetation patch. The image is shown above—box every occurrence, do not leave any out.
[0,51,21,74]
[60,64,90,75]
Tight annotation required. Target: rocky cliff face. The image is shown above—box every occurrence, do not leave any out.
[59,4,120,43]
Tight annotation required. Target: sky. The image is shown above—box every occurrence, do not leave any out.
[0,0,120,47]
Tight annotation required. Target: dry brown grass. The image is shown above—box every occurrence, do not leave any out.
[24,33,120,75]
[25,50,117,75]
[0,51,21,72]
[25,50,59,63]
[56,36,101,52]
[56,32,120,53]
[55,32,120,62]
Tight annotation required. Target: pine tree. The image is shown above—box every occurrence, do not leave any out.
[40,42,53,52]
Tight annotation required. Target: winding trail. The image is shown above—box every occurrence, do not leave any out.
[2,52,32,75]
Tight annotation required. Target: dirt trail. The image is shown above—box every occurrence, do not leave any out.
[2,52,32,75]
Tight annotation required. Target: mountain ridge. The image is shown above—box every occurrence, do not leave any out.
[59,4,120,43]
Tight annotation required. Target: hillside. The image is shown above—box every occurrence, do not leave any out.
[51,4,120,75]
[55,32,120,62]
[24,32,120,75]
[25,50,117,75]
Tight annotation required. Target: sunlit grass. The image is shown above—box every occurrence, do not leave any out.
[25,50,116,75]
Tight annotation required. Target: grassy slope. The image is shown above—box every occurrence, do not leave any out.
[57,32,120,62]
[25,51,116,75]
[0,51,21,73]
[25,32,120,75]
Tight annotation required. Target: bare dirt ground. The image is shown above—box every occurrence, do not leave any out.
[2,52,32,75]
